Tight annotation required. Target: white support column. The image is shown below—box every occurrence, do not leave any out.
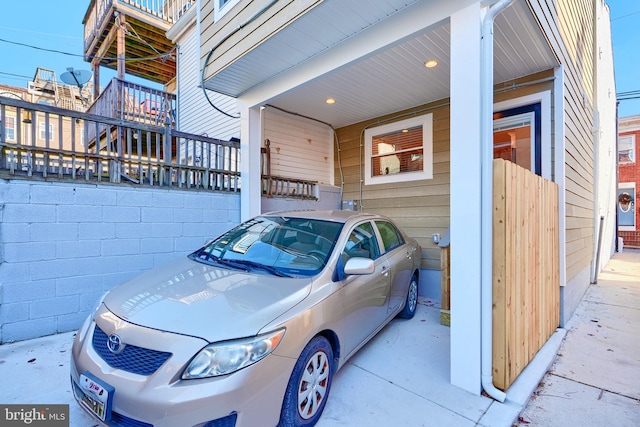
[238,101,262,221]
[449,2,483,395]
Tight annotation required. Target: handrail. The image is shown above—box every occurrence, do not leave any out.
[262,174,317,200]
[84,0,113,53]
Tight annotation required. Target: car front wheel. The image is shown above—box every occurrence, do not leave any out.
[398,274,418,319]
[278,336,334,427]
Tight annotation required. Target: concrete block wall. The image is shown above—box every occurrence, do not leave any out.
[0,179,240,343]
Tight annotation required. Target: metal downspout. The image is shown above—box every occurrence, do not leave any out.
[480,0,514,403]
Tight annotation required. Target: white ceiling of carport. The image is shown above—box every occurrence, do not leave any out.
[206,0,557,129]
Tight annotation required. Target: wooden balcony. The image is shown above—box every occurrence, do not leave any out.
[83,0,195,86]
[87,78,176,126]
[85,78,176,160]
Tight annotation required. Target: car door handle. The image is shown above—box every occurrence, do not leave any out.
[407,246,418,258]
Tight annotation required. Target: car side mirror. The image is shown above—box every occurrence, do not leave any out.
[343,257,375,275]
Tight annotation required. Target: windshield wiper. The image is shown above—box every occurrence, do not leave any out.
[189,250,249,271]
[227,259,292,277]
[189,251,289,276]
[189,249,216,264]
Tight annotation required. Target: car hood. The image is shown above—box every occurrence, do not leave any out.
[102,256,312,342]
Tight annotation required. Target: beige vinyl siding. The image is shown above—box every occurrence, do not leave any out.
[335,72,558,272]
[263,108,333,184]
[178,25,240,140]
[335,101,450,271]
[529,0,596,281]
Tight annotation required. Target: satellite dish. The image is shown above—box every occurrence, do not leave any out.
[60,68,92,88]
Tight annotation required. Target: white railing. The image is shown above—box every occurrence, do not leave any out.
[0,97,240,192]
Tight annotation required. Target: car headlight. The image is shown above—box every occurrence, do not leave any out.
[182,328,286,379]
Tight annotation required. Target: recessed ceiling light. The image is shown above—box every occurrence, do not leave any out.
[326,98,336,104]
[425,59,438,68]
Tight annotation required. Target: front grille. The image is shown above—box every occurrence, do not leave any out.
[92,325,172,376]
[203,413,237,427]
[111,411,154,427]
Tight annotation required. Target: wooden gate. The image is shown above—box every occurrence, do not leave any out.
[492,158,560,390]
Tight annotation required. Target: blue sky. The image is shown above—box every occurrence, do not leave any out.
[0,2,89,87]
[1,1,639,117]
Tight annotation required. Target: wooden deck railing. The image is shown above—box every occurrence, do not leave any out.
[84,0,195,52]
[261,175,317,200]
[0,97,239,192]
[84,0,111,53]
[87,78,176,128]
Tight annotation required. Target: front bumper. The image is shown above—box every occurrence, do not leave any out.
[70,309,295,427]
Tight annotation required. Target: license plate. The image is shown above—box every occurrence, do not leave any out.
[79,372,114,421]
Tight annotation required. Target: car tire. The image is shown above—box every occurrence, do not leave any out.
[278,336,334,427]
[398,274,419,319]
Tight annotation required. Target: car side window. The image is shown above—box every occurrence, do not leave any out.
[375,221,405,254]
[342,222,380,261]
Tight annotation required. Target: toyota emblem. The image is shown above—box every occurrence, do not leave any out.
[107,334,125,354]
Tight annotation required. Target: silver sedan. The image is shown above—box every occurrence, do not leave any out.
[71,210,421,427]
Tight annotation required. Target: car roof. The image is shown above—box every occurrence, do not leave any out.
[261,210,379,224]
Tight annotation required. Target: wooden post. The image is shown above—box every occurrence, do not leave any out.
[440,244,451,326]
[92,59,100,101]
[116,13,126,80]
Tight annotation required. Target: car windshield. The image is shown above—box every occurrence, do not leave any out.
[190,216,343,277]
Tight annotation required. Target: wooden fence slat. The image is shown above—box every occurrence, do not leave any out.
[492,159,507,386]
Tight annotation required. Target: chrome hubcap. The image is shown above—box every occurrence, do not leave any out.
[297,351,330,419]
[408,280,418,312]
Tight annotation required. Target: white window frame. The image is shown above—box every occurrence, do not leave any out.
[494,91,551,180]
[4,115,16,141]
[618,134,636,164]
[618,182,636,231]
[364,114,433,185]
[215,0,240,21]
[39,121,55,142]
